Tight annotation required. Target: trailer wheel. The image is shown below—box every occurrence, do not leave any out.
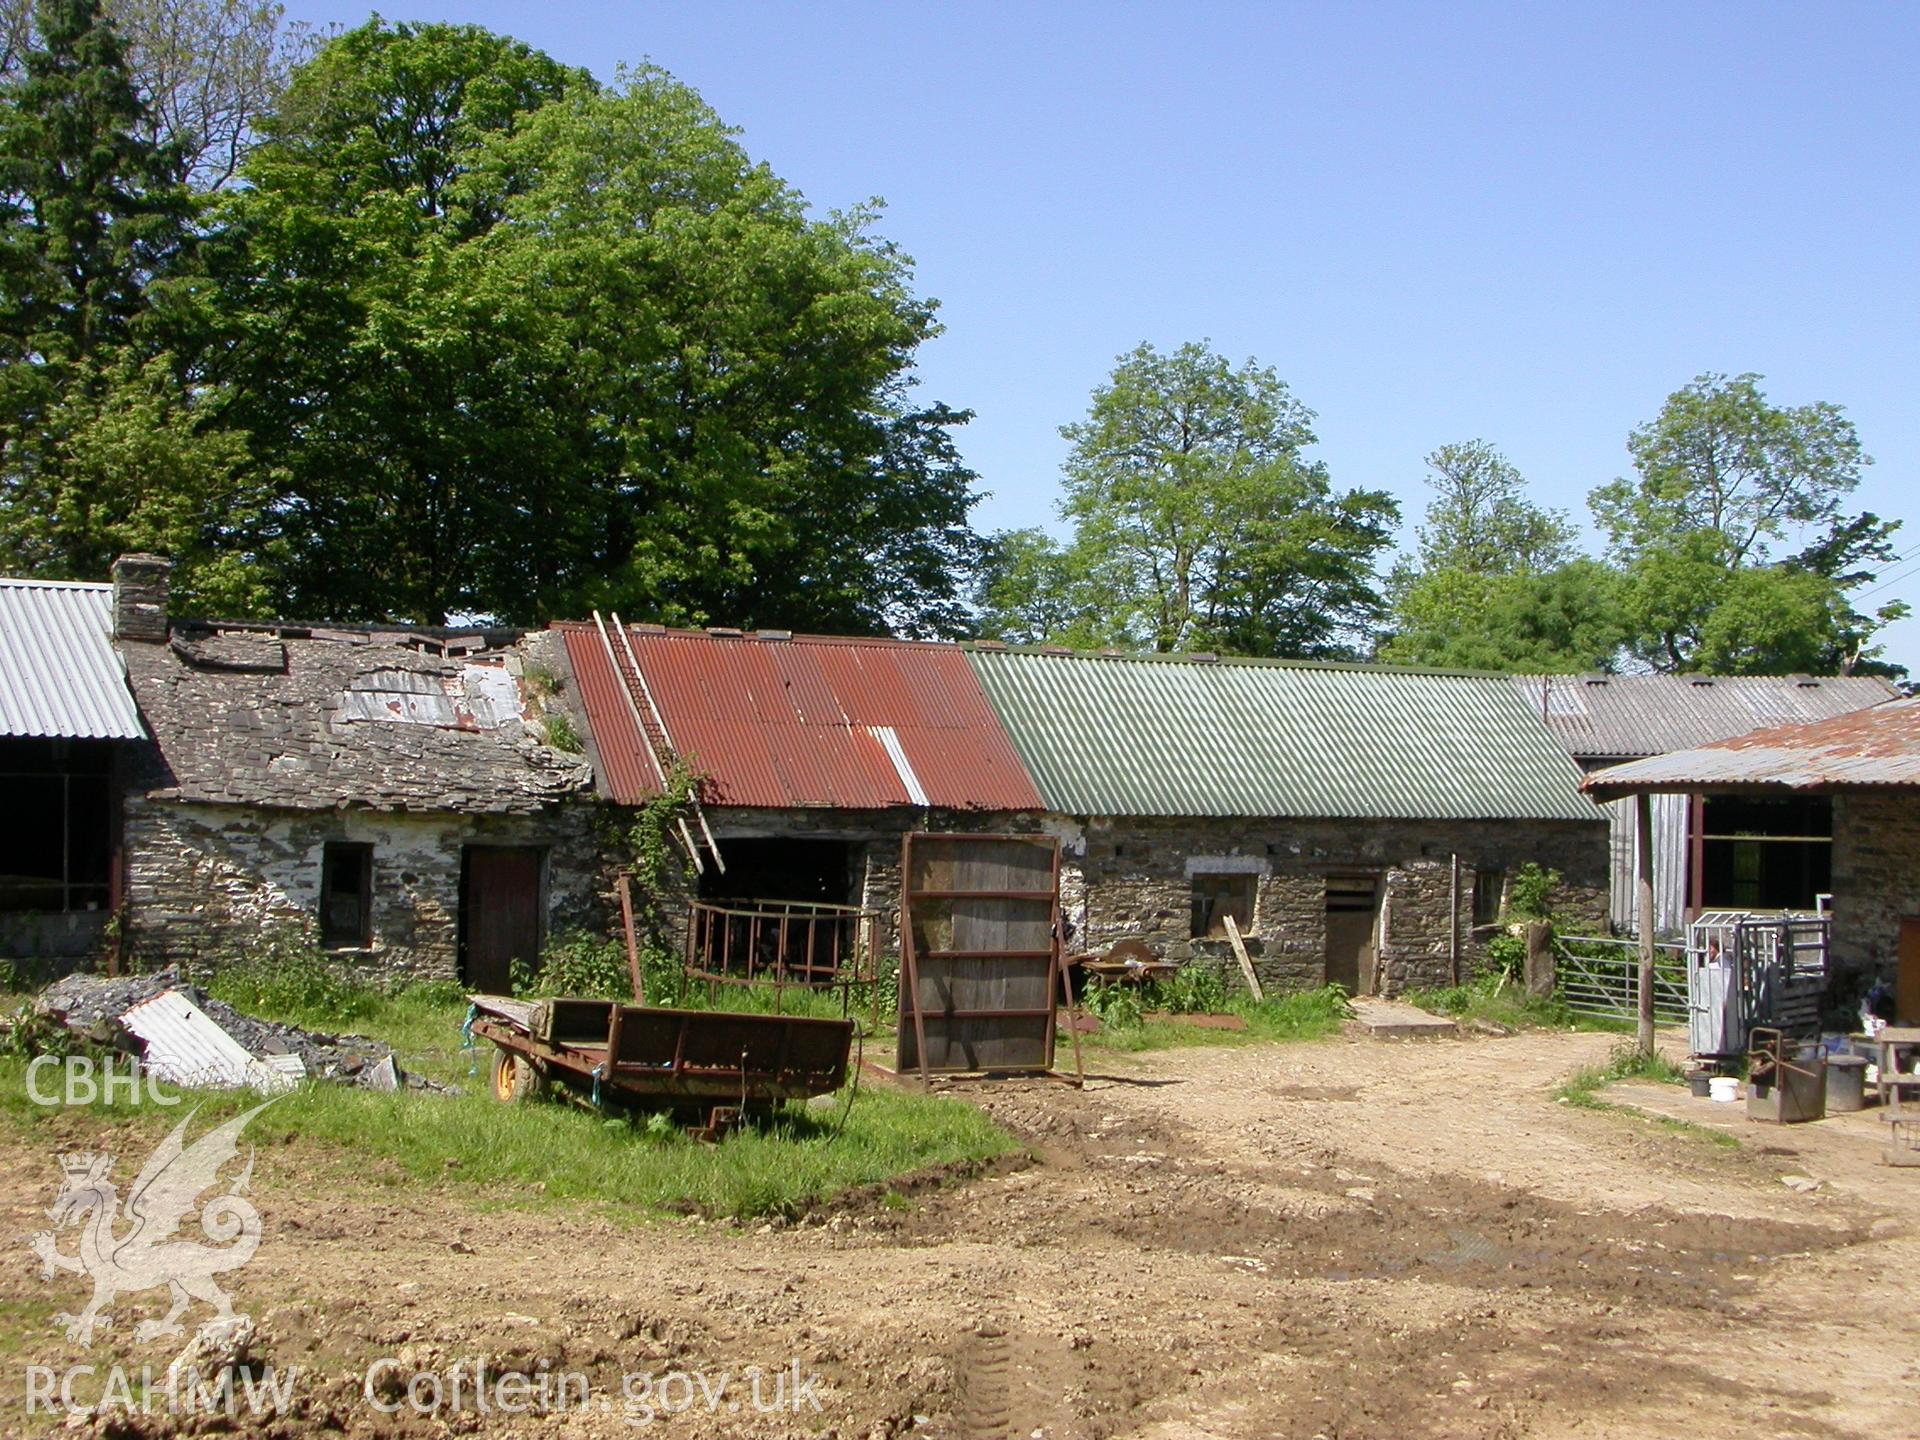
[490,1048,549,1104]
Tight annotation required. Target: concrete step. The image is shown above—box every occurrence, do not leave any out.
[1348,997,1460,1040]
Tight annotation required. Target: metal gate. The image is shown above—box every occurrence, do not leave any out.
[897,833,1063,1077]
[1554,934,1688,1025]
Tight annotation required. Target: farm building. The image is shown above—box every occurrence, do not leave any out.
[555,620,1047,986]
[975,649,1608,996]
[0,567,149,964]
[559,624,1609,999]
[1515,673,1897,936]
[111,558,600,988]
[1585,695,1920,1022]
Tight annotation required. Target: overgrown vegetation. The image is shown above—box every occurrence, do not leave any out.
[200,929,385,1024]
[540,710,582,752]
[1079,978,1353,1053]
[514,933,631,1001]
[1506,861,1560,921]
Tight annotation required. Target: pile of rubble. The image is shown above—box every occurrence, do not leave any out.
[32,968,448,1093]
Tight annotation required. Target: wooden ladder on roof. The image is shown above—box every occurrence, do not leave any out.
[591,611,724,875]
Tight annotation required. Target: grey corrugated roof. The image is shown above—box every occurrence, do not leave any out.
[0,579,144,739]
[1586,696,1920,796]
[1514,673,1898,760]
[968,648,1598,821]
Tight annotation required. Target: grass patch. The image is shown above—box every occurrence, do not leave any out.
[0,981,1012,1221]
[1078,985,1353,1053]
[1553,1039,1689,1109]
[1407,973,1631,1034]
[1550,1041,1738,1149]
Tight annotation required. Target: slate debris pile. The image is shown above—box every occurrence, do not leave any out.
[33,968,448,1091]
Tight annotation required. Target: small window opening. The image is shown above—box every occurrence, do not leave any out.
[320,843,373,949]
[1472,869,1505,929]
[1190,873,1256,939]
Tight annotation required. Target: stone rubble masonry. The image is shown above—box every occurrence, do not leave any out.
[1059,814,1609,998]
[118,625,605,979]
[111,553,172,643]
[643,806,1606,1002]
[1830,790,1920,1000]
[123,796,607,981]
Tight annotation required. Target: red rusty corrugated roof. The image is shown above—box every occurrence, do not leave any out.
[555,622,1044,811]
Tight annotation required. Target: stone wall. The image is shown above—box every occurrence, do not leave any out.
[1830,790,1920,1004]
[1061,814,1609,997]
[123,797,607,982]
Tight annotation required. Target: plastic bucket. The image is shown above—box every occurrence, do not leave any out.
[1709,1076,1740,1104]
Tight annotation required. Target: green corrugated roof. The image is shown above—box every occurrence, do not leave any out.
[966,648,1599,821]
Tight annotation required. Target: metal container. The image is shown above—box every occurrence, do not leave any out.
[1826,1053,1869,1112]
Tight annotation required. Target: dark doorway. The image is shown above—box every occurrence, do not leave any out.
[319,842,373,950]
[461,846,545,993]
[697,838,855,905]
[1325,875,1381,996]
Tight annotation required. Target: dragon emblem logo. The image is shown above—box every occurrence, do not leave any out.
[28,1102,272,1346]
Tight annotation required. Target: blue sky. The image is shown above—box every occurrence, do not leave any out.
[283,1,1920,670]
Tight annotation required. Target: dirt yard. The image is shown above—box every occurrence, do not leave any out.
[7,1028,1919,1439]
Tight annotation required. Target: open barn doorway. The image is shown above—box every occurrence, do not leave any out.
[686,838,881,1004]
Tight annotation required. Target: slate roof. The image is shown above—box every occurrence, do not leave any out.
[1585,696,1920,796]
[122,626,592,815]
[1513,673,1898,761]
[967,648,1599,821]
[0,579,144,740]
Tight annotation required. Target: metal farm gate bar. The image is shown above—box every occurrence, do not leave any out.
[897,833,1079,1081]
[1554,934,1689,1025]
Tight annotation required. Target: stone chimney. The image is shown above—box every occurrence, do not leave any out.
[111,554,172,642]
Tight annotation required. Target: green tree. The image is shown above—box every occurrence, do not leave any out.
[0,0,257,606]
[1041,340,1396,656]
[1406,440,1574,575]
[4,0,318,190]
[973,527,1103,646]
[1378,559,1626,672]
[1379,440,1619,672]
[211,26,979,630]
[1591,373,1903,674]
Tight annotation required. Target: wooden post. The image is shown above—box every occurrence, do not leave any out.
[618,873,644,1004]
[1449,854,1461,986]
[1636,791,1656,1057]
[1524,921,1554,998]
[1223,914,1264,1003]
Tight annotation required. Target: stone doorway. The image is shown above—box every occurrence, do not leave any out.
[1325,874,1382,996]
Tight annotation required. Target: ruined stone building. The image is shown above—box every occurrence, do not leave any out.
[111,558,598,988]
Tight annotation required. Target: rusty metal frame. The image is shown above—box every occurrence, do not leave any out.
[682,894,884,1024]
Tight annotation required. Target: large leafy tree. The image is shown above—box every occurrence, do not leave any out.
[990,341,1397,656]
[209,24,979,629]
[3,0,311,191]
[1379,441,1621,672]
[1590,373,1905,675]
[0,0,264,610]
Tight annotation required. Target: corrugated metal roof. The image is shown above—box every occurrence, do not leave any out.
[0,579,144,739]
[122,988,300,1092]
[1514,673,1897,760]
[556,624,1046,811]
[1585,696,1920,796]
[969,649,1599,821]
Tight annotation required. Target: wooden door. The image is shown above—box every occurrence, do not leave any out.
[1899,916,1920,1026]
[1325,875,1381,996]
[897,834,1060,1074]
[461,846,544,994]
